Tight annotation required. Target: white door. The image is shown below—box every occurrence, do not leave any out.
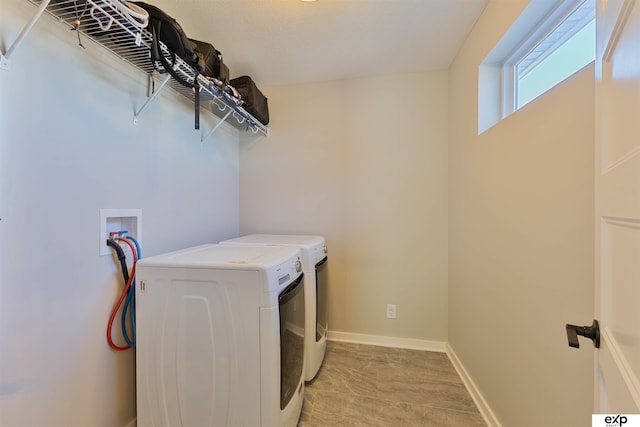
[594,0,640,412]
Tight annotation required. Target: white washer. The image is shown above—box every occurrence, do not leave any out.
[135,244,306,427]
[220,234,328,381]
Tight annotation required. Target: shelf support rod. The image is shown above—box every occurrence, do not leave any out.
[201,109,233,143]
[1,0,52,71]
[133,74,171,124]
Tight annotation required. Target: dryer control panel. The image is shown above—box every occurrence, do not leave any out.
[274,255,303,292]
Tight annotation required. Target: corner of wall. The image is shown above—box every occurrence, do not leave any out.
[446,344,502,427]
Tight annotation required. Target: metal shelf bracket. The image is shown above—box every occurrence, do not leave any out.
[133,74,171,124]
[201,109,233,143]
[0,55,10,71]
[1,0,52,71]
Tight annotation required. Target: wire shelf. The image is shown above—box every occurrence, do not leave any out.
[28,0,269,136]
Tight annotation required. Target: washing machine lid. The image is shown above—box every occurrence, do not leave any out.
[137,244,301,270]
[221,235,327,269]
[221,234,324,248]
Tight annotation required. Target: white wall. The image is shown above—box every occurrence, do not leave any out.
[0,1,240,425]
[448,2,595,426]
[240,72,449,344]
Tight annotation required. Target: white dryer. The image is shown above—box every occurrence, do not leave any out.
[135,244,305,427]
[220,234,328,381]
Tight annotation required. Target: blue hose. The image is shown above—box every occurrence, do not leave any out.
[121,235,141,347]
[121,289,135,347]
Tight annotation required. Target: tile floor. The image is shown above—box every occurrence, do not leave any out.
[298,341,486,427]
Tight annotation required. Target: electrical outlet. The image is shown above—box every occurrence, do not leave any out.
[386,304,397,319]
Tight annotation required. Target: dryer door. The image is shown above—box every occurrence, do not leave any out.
[315,256,328,342]
[278,273,305,410]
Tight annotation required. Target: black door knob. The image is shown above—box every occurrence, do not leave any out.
[566,320,600,349]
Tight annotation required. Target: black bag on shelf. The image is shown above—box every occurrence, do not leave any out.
[132,1,204,128]
[230,76,269,125]
[189,39,229,84]
[132,1,201,75]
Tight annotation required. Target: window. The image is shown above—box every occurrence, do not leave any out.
[478,0,595,134]
[510,0,595,110]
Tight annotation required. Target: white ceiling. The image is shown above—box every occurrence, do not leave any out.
[166,0,488,86]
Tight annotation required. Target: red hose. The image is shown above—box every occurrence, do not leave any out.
[117,237,138,263]
[106,238,138,351]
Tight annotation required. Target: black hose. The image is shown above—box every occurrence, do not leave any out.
[106,239,129,284]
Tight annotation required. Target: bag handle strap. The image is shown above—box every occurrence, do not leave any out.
[151,21,195,88]
[150,21,201,129]
[194,80,200,130]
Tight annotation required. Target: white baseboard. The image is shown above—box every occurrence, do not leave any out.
[124,417,136,427]
[327,331,447,353]
[446,344,501,427]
